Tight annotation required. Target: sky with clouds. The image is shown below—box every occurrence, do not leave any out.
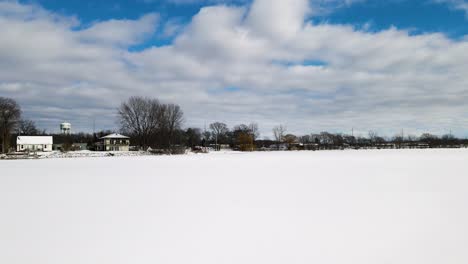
[1,0,468,138]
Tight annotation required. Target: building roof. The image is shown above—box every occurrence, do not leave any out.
[17,136,53,145]
[100,133,130,139]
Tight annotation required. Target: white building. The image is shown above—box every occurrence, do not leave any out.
[96,134,130,151]
[17,136,53,152]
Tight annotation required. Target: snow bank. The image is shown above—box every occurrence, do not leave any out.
[1,149,468,264]
[40,150,153,159]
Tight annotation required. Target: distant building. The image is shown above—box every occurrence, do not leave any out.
[269,143,288,151]
[72,143,88,151]
[17,136,53,152]
[60,123,71,135]
[96,133,130,151]
[53,143,88,151]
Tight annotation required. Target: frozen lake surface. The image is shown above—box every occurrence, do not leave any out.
[1,149,468,264]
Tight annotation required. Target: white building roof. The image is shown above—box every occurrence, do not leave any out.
[17,136,53,145]
[100,133,130,139]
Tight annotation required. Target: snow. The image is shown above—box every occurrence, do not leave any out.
[100,133,130,139]
[1,149,468,264]
[36,150,153,159]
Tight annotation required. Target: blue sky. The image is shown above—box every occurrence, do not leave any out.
[2,0,468,137]
[25,0,201,23]
[25,0,468,38]
[320,0,468,38]
[17,0,468,53]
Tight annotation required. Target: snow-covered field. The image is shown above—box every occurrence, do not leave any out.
[1,149,468,264]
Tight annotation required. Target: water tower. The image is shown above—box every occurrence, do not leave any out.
[60,123,71,135]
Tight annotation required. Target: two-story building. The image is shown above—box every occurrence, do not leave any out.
[96,133,130,151]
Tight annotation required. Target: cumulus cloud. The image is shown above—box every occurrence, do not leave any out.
[1,0,468,137]
[246,0,311,40]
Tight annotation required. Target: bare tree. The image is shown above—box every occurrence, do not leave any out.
[162,103,184,147]
[233,124,250,134]
[248,123,260,141]
[0,97,21,153]
[368,130,378,144]
[118,97,184,149]
[209,122,229,147]
[118,96,161,148]
[273,125,286,148]
[19,119,39,135]
[319,132,334,146]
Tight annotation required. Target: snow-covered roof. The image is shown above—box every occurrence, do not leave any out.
[17,136,53,145]
[100,133,130,139]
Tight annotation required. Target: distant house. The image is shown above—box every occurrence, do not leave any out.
[17,136,53,152]
[96,133,130,151]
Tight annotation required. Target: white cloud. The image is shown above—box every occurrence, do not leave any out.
[1,0,468,137]
[246,0,310,40]
[79,14,159,47]
[162,18,185,37]
[433,0,468,16]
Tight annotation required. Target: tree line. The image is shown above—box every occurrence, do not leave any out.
[117,97,262,151]
[264,129,468,150]
[1,95,468,153]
